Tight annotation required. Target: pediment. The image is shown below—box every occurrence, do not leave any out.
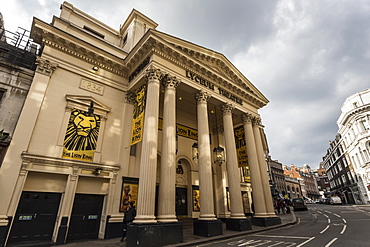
[65,94,111,117]
[148,30,269,107]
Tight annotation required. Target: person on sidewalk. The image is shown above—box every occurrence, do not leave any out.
[121,201,136,242]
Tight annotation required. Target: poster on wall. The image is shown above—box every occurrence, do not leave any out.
[120,177,139,212]
[226,187,231,211]
[192,186,200,211]
[234,125,251,182]
[62,108,100,162]
[130,84,147,145]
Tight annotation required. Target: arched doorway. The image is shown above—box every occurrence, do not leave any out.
[175,159,190,218]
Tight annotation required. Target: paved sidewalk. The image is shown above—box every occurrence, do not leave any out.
[60,212,296,247]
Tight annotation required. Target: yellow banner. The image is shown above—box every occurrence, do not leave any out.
[234,125,248,167]
[130,84,146,145]
[62,109,100,162]
[234,125,250,182]
[158,118,198,140]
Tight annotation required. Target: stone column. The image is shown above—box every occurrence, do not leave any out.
[157,75,180,223]
[253,118,276,217]
[222,104,251,231]
[195,91,216,221]
[133,66,162,224]
[193,91,222,237]
[221,103,245,219]
[241,114,269,218]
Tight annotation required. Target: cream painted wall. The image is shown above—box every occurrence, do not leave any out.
[24,172,67,193]
[76,176,109,194]
[27,47,129,166]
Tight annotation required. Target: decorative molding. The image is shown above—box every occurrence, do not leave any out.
[124,35,266,108]
[65,94,111,118]
[125,91,136,104]
[241,114,254,124]
[145,65,163,82]
[35,29,128,77]
[35,57,57,76]
[252,117,262,126]
[212,124,224,135]
[21,152,120,172]
[33,24,267,108]
[161,74,181,89]
[221,103,233,115]
[194,90,210,103]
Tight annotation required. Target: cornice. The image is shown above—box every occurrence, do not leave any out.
[21,152,120,171]
[32,27,128,77]
[339,104,370,126]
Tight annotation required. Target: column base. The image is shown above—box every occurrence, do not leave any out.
[225,218,252,231]
[126,222,182,247]
[193,219,223,237]
[251,216,281,227]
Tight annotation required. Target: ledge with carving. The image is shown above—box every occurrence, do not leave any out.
[31,19,128,77]
[21,152,120,173]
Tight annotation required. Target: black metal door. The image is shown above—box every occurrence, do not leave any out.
[175,187,188,216]
[67,194,104,240]
[8,192,61,243]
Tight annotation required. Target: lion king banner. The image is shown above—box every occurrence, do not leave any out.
[62,108,101,161]
[234,125,251,182]
[130,84,147,145]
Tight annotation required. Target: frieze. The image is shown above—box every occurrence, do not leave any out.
[129,56,150,82]
[35,57,57,76]
[21,153,120,171]
[186,70,243,105]
[39,31,127,77]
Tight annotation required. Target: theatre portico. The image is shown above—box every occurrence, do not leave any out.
[0,2,280,247]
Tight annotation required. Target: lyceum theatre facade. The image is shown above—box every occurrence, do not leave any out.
[0,2,280,246]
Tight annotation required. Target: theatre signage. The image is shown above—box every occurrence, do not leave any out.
[185,70,243,105]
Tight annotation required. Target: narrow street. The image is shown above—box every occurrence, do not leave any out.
[197,204,370,247]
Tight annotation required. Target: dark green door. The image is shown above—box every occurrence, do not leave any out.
[67,194,104,240]
[8,192,61,243]
[176,187,187,216]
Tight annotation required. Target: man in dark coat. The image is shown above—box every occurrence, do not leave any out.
[121,201,136,241]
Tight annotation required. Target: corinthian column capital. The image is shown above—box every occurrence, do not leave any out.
[221,103,233,115]
[125,91,136,104]
[241,113,254,124]
[194,90,210,103]
[252,117,262,126]
[146,66,163,82]
[162,74,181,89]
[36,57,58,76]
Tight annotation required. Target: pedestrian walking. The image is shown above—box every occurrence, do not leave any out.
[121,201,136,242]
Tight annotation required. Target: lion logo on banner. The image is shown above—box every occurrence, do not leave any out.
[63,109,100,151]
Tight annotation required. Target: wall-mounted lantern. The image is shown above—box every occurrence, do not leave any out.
[192,143,198,160]
[213,146,225,166]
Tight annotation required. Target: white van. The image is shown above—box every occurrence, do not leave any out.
[330,196,342,205]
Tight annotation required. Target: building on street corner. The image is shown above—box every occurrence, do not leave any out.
[0,2,280,246]
[335,88,370,204]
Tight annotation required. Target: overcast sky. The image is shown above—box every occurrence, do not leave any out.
[2,0,369,169]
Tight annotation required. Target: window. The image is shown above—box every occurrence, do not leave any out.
[360,119,370,131]
[338,161,342,171]
[83,26,105,39]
